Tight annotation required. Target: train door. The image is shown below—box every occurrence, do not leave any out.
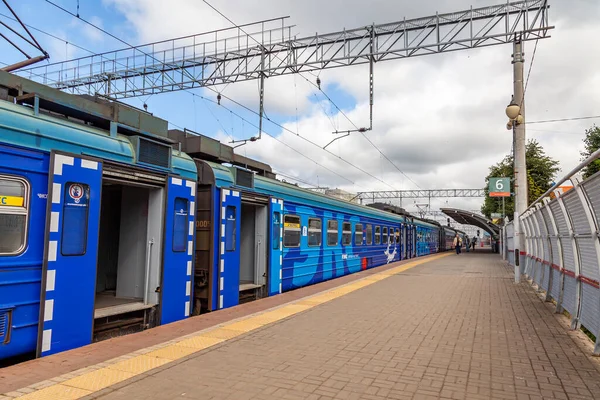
[37,152,102,357]
[218,188,241,309]
[160,177,196,324]
[239,193,269,304]
[406,224,413,259]
[401,223,406,260]
[269,198,283,296]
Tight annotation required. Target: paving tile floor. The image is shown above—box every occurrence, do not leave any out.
[87,252,600,400]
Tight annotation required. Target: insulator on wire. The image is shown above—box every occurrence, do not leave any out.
[217,93,222,105]
[316,77,321,90]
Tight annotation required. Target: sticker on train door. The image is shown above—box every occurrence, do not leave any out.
[269,198,283,296]
[37,152,102,357]
[160,177,196,325]
[218,188,241,309]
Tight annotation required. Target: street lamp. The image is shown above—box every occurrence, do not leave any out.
[506,99,520,120]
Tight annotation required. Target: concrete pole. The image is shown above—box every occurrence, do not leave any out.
[512,37,527,283]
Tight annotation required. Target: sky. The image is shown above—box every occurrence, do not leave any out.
[1,0,599,217]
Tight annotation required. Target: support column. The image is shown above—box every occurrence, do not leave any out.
[513,37,527,282]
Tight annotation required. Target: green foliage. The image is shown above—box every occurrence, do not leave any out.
[580,124,600,179]
[481,139,560,220]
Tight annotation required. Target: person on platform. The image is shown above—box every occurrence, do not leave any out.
[453,234,462,255]
[471,236,477,251]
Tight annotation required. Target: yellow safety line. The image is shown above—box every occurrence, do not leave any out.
[9,253,450,400]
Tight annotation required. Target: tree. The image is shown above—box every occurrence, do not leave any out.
[580,124,600,179]
[481,139,560,220]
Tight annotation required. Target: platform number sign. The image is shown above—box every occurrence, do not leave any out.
[489,177,510,197]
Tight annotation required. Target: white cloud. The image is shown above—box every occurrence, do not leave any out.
[95,0,600,215]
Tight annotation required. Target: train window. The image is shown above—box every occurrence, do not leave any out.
[375,226,381,245]
[342,222,352,246]
[272,212,281,250]
[308,218,322,247]
[327,220,338,246]
[0,176,29,255]
[61,182,90,256]
[355,224,363,245]
[395,228,400,243]
[382,227,388,244]
[366,224,373,245]
[283,215,301,247]
[173,197,190,252]
[225,206,237,252]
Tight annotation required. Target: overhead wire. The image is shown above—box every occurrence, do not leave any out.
[526,115,600,125]
[272,170,319,188]
[184,91,358,185]
[203,88,393,189]
[200,0,400,190]
[44,0,362,188]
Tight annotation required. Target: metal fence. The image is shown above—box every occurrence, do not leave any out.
[504,171,600,355]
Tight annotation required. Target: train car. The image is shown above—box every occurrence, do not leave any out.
[414,218,441,256]
[442,226,457,251]
[0,73,197,361]
[193,160,416,312]
[192,160,465,313]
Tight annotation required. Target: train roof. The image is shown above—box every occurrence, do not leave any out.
[197,160,410,224]
[0,72,196,180]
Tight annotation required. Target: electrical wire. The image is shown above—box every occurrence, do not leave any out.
[43,0,380,189]
[526,115,600,125]
[522,39,538,102]
[180,93,356,184]
[199,0,399,190]
[273,170,319,188]
[204,88,394,189]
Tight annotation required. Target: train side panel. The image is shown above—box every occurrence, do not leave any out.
[0,144,48,360]
[280,202,402,292]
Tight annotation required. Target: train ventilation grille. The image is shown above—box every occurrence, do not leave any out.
[0,310,8,343]
[129,136,172,170]
[233,167,254,188]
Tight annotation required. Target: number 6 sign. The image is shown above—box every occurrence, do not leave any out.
[489,177,510,197]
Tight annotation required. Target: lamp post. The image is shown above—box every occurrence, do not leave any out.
[505,36,527,283]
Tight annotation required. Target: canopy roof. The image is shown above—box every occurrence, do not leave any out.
[441,208,500,238]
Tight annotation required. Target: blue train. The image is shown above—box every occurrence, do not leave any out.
[0,72,466,362]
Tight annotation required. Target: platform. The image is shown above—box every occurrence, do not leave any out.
[2,251,600,400]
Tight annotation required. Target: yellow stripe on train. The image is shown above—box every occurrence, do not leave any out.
[0,195,24,206]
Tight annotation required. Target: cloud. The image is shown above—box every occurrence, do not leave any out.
[91,0,600,214]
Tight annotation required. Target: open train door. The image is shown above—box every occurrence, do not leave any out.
[268,198,283,296]
[160,177,196,325]
[37,152,102,357]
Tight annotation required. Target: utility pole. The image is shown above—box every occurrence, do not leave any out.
[512,36,527,283]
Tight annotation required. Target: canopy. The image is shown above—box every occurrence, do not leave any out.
[441,208,500,238]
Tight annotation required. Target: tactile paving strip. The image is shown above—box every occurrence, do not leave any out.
[9,253,449,400]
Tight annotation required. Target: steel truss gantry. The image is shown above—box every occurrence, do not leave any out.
[16,0,552,98]
[354,189,486,202]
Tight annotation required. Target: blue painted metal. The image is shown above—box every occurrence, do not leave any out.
[218,188,241,309]
[268,198,283,296]
[197,161,466,310]
[205,161,406,224]
[0,144,48,360]
[160,177,196,325]
[38,152,103,357]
